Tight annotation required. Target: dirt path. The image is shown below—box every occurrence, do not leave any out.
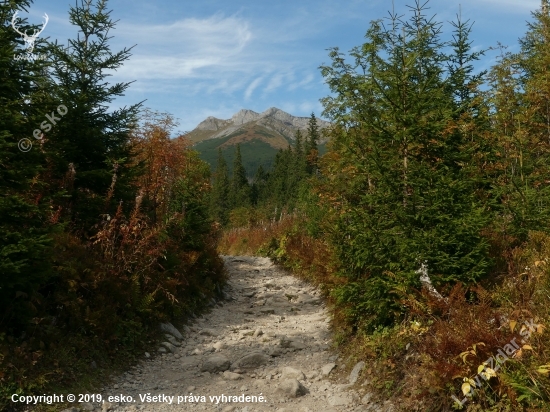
[71,256,391,412]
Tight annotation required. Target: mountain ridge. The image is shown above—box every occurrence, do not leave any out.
[187,107,331,144]
[189,107,331,177]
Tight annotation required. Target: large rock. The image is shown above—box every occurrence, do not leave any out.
[327,394,352,406]
[269,347,283,357]
[160,322,183,340]
[223,371,243,381]
[233,351,270,369]
[349,361,365,384]
[281,366,305,381]
[201,355,231,373]
[289,340,306,350]
[161,342,177,353]
[277,379,308,398]
[321,363,337,376]
[165,334,180,346]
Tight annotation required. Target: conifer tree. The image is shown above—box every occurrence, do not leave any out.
[292,129,307,182]
[0,0,54,327]
[489,0,550,237]
[251,165,268,206]
[319,1,491,332]
[305,113,320,174]
[45,0,142,231]
[209,148,230,225]
[229,144,250,208]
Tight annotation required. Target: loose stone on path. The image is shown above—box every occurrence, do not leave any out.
[92,256,382,412]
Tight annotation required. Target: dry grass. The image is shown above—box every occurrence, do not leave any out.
[218,214,296,256]
[220,215,550,411]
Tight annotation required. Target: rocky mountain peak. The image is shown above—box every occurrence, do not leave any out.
[196,116,230,131]
[231,109,261,125]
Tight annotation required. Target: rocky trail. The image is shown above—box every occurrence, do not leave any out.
[66,256,393,412]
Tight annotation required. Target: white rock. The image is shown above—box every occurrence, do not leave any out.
[321,363,337,376]
[213,341,226,351]
[223,371,243,381]
[349,361,365,384]
[165,334,181,346]
[277,378,308,398]
[328,394,352,406]
[160,322,183,340]
[306,371,319,380]
[281,366,305,381]
[161,342,177,353]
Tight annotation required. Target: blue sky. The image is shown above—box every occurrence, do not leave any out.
[20,0,543,132]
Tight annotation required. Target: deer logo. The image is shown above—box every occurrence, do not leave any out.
[11,11,49,53]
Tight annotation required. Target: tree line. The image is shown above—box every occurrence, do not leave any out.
[312,0,550,333]
[209,113,322,227]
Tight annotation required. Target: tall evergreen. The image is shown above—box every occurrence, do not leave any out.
[251,165,268,206]
[305,113,320,174]
[488,0,550,238]
[0,0,54,327]
[209,148,230,225]
[292,129,307,182]
[229,144,250,208]
[45,0,142,231]
[319,1,491,332]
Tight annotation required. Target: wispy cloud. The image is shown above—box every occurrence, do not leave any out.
[264,73,285,94]
[110,14,252,80]
[244,76,264,100]
[33,0,535,132]
[288,73,315,91]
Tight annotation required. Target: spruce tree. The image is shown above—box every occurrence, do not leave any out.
[251,164,268,206]
[45,0,142,231]
[0,0,54,327]
[319,1,491,332]
[305,113,320,175]
[292,129,307,183]
[209,148,230,225]
[229,144,250,208]
[488,0,550,238]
